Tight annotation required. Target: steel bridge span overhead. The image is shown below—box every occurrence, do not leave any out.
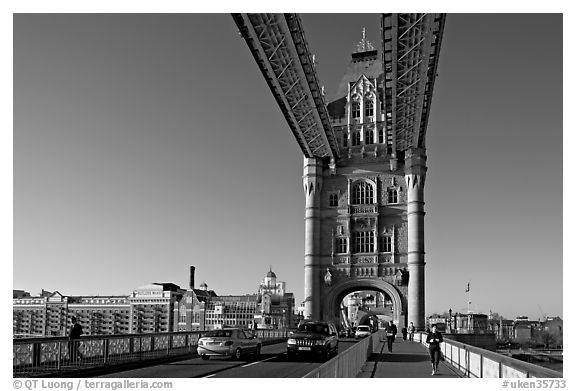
[232,13,339,160]
[232,13,446,159]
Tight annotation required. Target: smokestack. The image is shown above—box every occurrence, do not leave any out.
[189,266,196,290]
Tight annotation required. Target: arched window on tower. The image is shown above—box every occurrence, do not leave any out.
[352,131,361,146]
[378,128,384,144]
[365,100,374,117]
[388,188,398,204]
[366,129,374,145]
[351,101,360,119]
[352,182,374,204]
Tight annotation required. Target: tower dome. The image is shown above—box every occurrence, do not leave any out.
[263,267,277,290]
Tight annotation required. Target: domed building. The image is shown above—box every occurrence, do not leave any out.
[254,268,295,329]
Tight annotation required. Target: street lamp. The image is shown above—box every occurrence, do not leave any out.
[448,308,452,332]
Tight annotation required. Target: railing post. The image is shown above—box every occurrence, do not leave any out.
[57,340,62,372]
[103,339,109,365]
[32,342,41,370]
[139,336,143,361]
[129,336,134,358]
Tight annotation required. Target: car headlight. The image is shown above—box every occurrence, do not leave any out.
[315,339,327,346]
[287,338,296,345]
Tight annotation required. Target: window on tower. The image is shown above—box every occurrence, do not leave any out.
[388,189,398,204]
[329,193,339,207]
[366,129,374,145]
[336,237,347,254]
[352,131,361,146]
[352,101,360,118]
[378,128,384,144]
[365,100,374,117]
[381,236,392,253]
[352,231,375,253]
[352,182,374,204]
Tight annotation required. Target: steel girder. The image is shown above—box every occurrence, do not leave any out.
[381,13,446,152]
[232,13,340,159]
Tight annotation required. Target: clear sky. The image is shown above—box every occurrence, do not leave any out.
[11,12,564,322]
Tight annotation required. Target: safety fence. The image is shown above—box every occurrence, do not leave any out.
[13,329,289,377]
[303,330,384,378]
[414,332,562,378]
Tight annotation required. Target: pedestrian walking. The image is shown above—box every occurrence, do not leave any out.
[401,327,408,341]
[384,320,397,352]
[407,322,416,342]
[426,324,444,375]
[68,316,83,363]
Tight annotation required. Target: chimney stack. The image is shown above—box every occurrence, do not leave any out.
[189,266,196,290]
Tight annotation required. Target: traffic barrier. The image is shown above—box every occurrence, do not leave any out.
[303,330,384,378]
[414,332,562,378]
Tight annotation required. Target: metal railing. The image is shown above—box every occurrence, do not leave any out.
[304,330,384,378]
[414,332,562,378]
[13,329,289,377]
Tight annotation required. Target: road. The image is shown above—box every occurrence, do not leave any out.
[98,339,358,378]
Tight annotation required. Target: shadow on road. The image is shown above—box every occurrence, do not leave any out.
[367,352,429,363]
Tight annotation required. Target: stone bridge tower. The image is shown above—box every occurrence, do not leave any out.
[302,33,427,330]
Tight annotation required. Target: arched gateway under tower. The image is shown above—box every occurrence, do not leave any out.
[302,33,428,330]
[232,13,445,331]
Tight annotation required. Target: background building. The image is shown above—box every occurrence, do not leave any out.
[14,266,296,336]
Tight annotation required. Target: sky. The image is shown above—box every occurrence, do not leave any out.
[10,12,566,322]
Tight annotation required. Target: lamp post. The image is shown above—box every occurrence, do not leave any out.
[448,308,452,333]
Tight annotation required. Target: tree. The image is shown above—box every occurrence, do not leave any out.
[533,329,558,349]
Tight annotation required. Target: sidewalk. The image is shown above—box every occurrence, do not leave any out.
[357,337,462,378]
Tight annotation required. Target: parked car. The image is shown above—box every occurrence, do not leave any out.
[355,325,372,339]
[287,321,339,361]
[197,328,262,360]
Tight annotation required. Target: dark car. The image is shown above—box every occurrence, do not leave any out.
[286,321,339,361]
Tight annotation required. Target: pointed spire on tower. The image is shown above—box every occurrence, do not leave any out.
[354,27,375,53]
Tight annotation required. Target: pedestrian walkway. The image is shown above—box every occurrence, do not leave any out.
[357,338,462,378]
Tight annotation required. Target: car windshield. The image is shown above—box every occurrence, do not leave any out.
[357,326,370,331]
[203,330,232,338]
[298,323,329,334]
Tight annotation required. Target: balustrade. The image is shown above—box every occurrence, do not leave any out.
[13,329,288,377]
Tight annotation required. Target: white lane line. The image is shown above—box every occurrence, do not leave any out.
[241,355,279,368]
[203,374,216,378]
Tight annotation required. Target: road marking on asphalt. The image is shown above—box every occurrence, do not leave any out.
[241,355,279,368]
[203,374,216,378]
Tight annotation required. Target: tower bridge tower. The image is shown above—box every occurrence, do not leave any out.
[233,13,445,331]
[303,32,425,329]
